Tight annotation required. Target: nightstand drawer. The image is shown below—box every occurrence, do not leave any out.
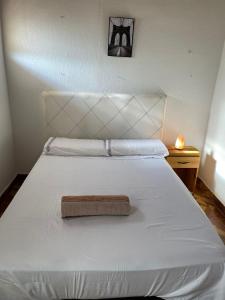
[167,156,200,169]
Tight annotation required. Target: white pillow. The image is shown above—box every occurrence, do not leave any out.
[43,137,108,156]
[109,139,169,157]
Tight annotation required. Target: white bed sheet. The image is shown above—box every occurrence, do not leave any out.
[0,155,224,300]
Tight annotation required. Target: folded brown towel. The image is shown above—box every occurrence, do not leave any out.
[61,195,130,218]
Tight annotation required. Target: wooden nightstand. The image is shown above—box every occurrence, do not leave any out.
[166,146,200,193]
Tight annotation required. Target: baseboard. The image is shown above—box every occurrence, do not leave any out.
[198,175,225,208]
[0,173,17,198]
[0,173,28,198]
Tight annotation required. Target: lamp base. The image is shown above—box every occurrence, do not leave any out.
[175,146,185,150]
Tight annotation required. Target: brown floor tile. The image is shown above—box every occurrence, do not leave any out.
[0,175,27,217]
[194,179,225,243]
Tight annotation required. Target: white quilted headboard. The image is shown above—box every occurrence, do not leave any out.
[42,92,167,140]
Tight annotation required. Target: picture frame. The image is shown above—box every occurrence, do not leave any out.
[108,17,135,57]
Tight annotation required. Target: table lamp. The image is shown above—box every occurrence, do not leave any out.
[175,134,185,150]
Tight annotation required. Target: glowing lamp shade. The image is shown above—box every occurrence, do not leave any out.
[175,135,185,150]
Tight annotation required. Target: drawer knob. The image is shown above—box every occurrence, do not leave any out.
[178,161,190,164]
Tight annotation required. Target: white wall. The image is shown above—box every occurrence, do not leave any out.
[201,42,225,205]
[2,0,225,173]
[0,19,15,194]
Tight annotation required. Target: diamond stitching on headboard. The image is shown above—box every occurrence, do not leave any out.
[43,92,166,140]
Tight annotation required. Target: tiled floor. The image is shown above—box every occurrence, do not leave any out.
[194,179,225,243]
[0,175,26,217]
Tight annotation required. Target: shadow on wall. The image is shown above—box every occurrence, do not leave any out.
[202,151,217,190]
[7,55,56,172]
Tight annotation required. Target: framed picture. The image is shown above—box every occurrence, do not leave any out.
[108,17,135,57]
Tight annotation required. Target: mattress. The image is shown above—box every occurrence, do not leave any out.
[0,155,224,300]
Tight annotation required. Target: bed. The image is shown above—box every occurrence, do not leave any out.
[0,93,224,299]
[0,151,225,299]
